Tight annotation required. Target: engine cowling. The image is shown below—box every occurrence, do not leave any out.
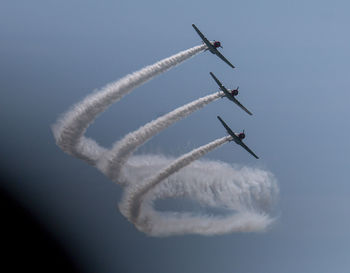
[238,132,245,139]
[231,89,238,96]
[213,41,221,48]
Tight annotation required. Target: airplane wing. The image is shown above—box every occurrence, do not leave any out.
[217,116,240,142]
[209,72,228,92]
[239,141,259,159]
[192,24,213,51]
[214,50,235,69]
[232,97,253,116]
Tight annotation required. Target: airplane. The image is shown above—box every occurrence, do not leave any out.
[217,116,259,159]
[210,72,253,116]
[192,24,235,69]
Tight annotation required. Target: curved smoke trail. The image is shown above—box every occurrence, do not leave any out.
[97,92,223,183]
[120,154,278,236]
[52,44,206,164]
[120,136,232,223]
[53,45,278,236]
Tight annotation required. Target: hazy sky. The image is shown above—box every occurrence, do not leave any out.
[2,0,350,272]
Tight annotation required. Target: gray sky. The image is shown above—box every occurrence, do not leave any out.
[2,0,350,272]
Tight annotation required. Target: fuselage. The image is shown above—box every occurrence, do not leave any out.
[209,40,221,53]
[229,89,239,96]
[223,88,238,100]
[228,131,245,145]
[234,132,245,143]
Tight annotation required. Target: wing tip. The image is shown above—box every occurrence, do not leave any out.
[217,115,224,122]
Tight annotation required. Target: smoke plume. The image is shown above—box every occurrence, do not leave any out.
[53,45,278,236]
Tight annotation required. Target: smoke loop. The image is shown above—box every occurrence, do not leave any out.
[53,45,278,236]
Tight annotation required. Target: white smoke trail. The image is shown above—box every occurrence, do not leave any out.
[120,136,232,222]
[52,44,206,164]
[52,44,278,236]
[98,92,223,183]
[119,151,278,236]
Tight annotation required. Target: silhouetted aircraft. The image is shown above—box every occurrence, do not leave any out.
[192,24,235,69]
[217,116,259,159]
[210,72,252,115]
